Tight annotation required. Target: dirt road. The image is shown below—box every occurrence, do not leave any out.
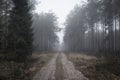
[33,53,89,80]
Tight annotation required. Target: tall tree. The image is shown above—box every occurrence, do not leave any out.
[0,0,4,50]
[64,0,120,57]
[8,0,33,61]
[33,13,58,52]
[0,0,12,53]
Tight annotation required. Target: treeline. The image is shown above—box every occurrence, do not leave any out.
[32,13,58,52]
[0,0,33,62]
[0,0,58,62]
[64,0,120,56]
[0,0,34,80]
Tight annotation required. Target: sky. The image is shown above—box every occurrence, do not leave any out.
[35,0,85,43]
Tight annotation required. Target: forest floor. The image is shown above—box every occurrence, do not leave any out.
[0,52,53,80]
[1,52,120,80]
[67,53,120,80]
[32,53,88,80]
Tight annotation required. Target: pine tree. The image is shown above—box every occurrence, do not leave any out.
[8,0,33,61]
[0,0,3,50]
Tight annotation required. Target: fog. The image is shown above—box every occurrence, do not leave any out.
[34,0,86,44]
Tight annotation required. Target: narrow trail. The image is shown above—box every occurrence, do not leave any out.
[32,54,58,80]
[33,53,89,80]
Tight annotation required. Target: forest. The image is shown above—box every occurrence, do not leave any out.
[64,0,120,56]
[0,0,120,80]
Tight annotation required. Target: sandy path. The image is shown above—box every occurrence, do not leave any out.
[61,53,88,80]
[32,53,58,80]
[33,53,89,80]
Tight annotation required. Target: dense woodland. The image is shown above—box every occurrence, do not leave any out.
[33,13,58,51]
[0,0,33,61]
[2,0,120,61]
[0,0,58,80]
[64,0,120,57]
[0,0,58,61]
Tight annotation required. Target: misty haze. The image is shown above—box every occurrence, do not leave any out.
[0,0,120,80]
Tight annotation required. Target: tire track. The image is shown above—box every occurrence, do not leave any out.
[33,53,89,80]
[32,54,58,80]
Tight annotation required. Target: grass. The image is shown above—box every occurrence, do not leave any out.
[67,53,120,80]
[0,52,54,80]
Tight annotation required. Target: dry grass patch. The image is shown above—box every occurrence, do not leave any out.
[67,53,120,80]
[0,52,54,80]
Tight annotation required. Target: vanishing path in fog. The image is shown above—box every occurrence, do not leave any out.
[33,53,88,80]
